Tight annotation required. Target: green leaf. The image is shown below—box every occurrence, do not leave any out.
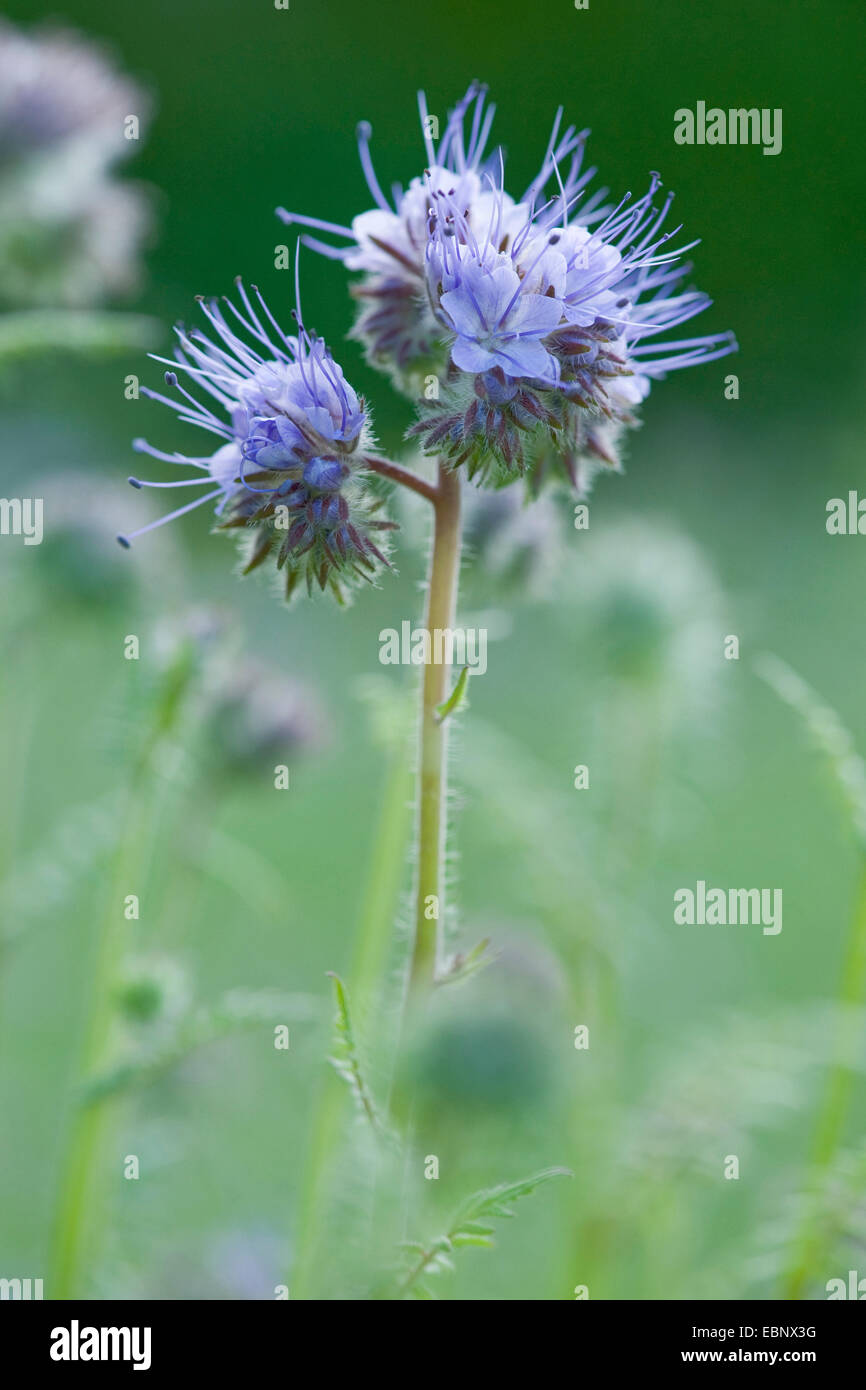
[326,972,384,1135]
[755,653,866,849]
[450,1166,573,1229]
[436,937,493,988]
[435,665,470,723]
[394,1166,571,1298]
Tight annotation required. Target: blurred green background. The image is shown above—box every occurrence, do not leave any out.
[1,0,865,1300]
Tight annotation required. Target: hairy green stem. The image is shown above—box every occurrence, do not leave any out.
[785,859,866,1298]
[407,462,461,1005]
[292,460,460,1295]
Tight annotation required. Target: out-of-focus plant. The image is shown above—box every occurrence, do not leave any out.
[0,19,158,364]
[756,654,866,1298]
[47,610,326,1295]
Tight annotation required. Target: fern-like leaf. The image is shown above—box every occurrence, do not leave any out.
[395,1166,571,1298]
[755,653,866,848]
[326,972,384,1135]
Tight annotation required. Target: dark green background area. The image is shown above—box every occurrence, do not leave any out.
[1,0,865,1300]
[4,0,863,415]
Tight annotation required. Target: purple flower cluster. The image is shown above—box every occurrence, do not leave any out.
[281,83,736,488]
[279,84,603,389]
[122,84,737,602]
[120,279,394,601]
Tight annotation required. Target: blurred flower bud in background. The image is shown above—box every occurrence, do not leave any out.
[116,955,190,1028]
[410,929,568,1121]
[0,19,152,308]
[31,471,180,608]
[562,516,729,857]
[567,516,725,719]
[204,659,330,775]
[461,482,565,598]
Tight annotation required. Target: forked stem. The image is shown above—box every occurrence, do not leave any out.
[365,455,439,504]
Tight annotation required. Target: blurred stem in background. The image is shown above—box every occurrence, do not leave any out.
[756,656,866,1299]
[785,862,866,1298]
[291,698,414,1298]
[0,311,159,367]
[49,645,197,1298]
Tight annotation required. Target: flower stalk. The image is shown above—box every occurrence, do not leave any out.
[407,462,461,1007]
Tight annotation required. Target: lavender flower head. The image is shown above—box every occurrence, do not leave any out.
[278,83,600,391]
[122,85,736,607]
[121,275,395,603]
[281,83,736,491]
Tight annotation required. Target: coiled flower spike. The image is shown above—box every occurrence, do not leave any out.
[277,82,605,387]
[280,83,736,493]
[412,160,737,489]
[119,275,396,603]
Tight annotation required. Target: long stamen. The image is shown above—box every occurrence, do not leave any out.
[293,238,305,340]
[297,233,353,262]
[476,102,497,166]
[222,289,285,362]
[163,370,227,431]
[275,208,355,238]
[355,122,392,212]
[252,285,299,356]
[523,106,563,206]
[117,488,224,546]
[132,439,210,468]
[630,331,732,355]
[128,475,218,489]
[417,89,437,165]
[466,83,490,166]
[139,388,232,441]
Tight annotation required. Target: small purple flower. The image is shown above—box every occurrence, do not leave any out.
[0,18,149,165]
[119,278,395,601]
[277,83,601,380]
[277,81,735,493]
[0,20,153,308]
[437,252,563,379]
[424,185,567,383]
[413,147,736,486]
